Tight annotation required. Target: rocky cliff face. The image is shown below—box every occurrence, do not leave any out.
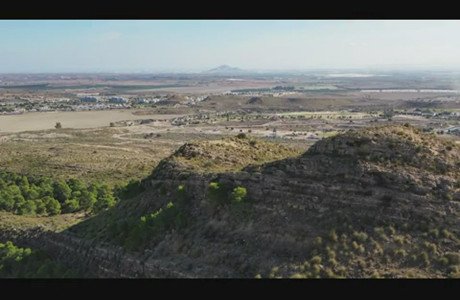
[8,124,459,278]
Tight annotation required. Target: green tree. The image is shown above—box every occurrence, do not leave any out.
[8,184,22,197]
[68,178,87,199]
[23,184,41,200]
[53,180,72,203]
[87,183,99,198]
[43,196,61,215]
[383,108,394,121]
[38,181,54,198]
[93,184,116,213]
[93,195,115,213]
[0,192,14,211]
[35,199,47,215]
[117,178,144,200]
[18,175,29,187]
[63,198,80,213]
[0,179,7,190]
[68,178,85,191]
[19,200,37,215]
[77,190,97,211]
[13,195,26,214]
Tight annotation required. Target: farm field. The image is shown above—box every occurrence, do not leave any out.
[0,110,183,133]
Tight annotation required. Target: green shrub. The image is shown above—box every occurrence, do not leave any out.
[370,270,381,278]
[311,256,322,265]
[328,258,338,267]
[327,249,336,259]
[269,266,279,278]
[371,240,384,255]
[428,228,439,238]
[311,264,321,274]
[394,235,405,246]
[313,237,323,247]
[419,251,430,266]
[290,273,306,279]
[352,231,368,243]
[324,268,336,278]
[387,225,396,236]
[448,271,460,278]
[336,266,346,276]
[374,227,388,241]
[122,200,189,251]
[328,229,338,242]
[229,187,251,219]
[230,186,247,203]
[357,258,367,269]
[0,241,77,278]
[444,252,460,265]
[423,242,438,255]
[437,257,449,266]
[393,249,407,259]
[300,261,310,272]
[351,241,359,250]
[447,265,459,274]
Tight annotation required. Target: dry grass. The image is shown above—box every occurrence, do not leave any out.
[0,211,84,233]
[0,127,179,186]
[170,135,302,173]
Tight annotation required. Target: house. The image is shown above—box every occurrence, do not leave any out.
[136,98,148,104]
[80,96,98,102]
[140,119,154,125]
[108,97,127,103]
[444,126,460,134]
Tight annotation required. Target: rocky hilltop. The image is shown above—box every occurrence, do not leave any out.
[38,125,460,278]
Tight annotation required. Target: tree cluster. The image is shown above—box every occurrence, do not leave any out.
[0,241,78,278]
[0,171,116,216]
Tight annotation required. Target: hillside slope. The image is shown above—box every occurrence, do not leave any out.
[68,124,460,278]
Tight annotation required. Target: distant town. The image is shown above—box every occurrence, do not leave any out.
[0,93,209,115]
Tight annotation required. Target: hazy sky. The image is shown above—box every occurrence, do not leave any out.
[1,20,460,73]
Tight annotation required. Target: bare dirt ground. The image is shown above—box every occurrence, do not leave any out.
[0,110,183,133]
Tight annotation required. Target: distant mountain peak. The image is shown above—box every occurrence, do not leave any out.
[205,65,247,74]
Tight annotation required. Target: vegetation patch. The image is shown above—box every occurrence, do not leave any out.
[105,185,191,251]
[170,135,301,174]
[0,170,122,216]
[0,241,78,278]
[263,224,460,278]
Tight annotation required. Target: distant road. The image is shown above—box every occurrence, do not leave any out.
[0,110,180,133]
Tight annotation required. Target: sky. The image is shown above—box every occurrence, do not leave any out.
[1,20,460,73]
